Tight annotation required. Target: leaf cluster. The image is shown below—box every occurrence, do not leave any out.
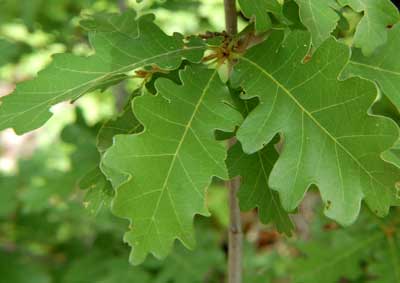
[1,0,400,270]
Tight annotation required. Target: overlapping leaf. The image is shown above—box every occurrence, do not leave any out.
[383,140,400,169]
[341,24,400,110]
[238,0,286,32]
[233,30,400,225]
[338,0,400,56]
[79,167,114,216]
[102,65,242,264]
[293,0,340,47]
[0,11,205,134]
[371,95,400,169]
[97,97,143,154]
[227,141,293,235]
[294,0,399,54]
[82,100,142,215]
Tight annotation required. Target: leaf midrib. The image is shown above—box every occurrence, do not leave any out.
[0,45,204,128]
[144,70,217,240]
[241,56,390,199]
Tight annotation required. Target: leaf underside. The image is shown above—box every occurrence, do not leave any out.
[232,30,400,225]
[102,65,242,264]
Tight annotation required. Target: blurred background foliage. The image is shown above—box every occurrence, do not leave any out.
[0,1,399,282]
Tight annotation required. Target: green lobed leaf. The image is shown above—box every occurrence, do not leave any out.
[238,0,286,32]
[101,65,242,264]
[227,141,293,235]
[338,0,400,56]
[232,30,400,225]
[341,24,400,110]
[293,0,340,48]
[0,10,205,134]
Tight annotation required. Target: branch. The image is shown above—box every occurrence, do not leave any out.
[224,0,238,35]
[224,1,242,283]
[227,143,243,283]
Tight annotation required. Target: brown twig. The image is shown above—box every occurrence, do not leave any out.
[224,1,243,282]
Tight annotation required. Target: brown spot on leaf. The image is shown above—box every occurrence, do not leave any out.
[303,54,312,64]
[325,200,332,210]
